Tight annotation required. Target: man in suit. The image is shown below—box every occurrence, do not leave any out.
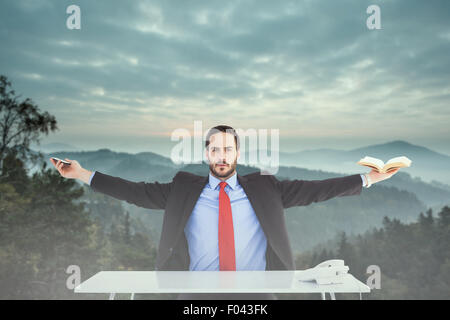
[50,125,399,300]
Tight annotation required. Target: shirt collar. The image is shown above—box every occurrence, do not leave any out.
[208,171,238,191]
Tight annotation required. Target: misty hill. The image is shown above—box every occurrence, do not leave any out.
[45,148,182,182]
[44,146,450,207]
[290,206,450,299]
[243,140,450,185]
[44,146,450,209]
[40,147,449,253]
[31,142,81,153]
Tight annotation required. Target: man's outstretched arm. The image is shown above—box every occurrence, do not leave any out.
[275,168,399,208]
[50,158,172,210]
[276,174,363,208]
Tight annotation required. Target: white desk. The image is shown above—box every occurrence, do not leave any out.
[75,271,370,300]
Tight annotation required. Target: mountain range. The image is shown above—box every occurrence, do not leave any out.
[33,140,450,185]
[30,140,450,253]
[242,140,450,185]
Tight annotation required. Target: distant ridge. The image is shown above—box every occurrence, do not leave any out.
[351,140,450,158]
[30,142,81,153]
[242,140,450,185]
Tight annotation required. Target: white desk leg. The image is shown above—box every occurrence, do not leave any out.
[321,292,326,300]
[329,292,336,300]
[130,293,135,300]
[109,293,116,300]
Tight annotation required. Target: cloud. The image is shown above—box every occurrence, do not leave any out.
[0,0,449,153]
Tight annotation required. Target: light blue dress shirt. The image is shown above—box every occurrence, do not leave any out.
[89,171,96,185]
[184,171,268,271]
[87,171,368,271]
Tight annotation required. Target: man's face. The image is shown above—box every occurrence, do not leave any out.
[205,132,240,179]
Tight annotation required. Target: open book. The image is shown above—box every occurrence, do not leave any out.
[357,156,412,173]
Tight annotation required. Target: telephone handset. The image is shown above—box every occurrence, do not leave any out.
[314,259,346,268]
[297,259,349,284]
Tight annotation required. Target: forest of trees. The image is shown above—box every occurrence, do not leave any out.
[0,75,172,299]
[282,206,450,300]
[0,149,174,299]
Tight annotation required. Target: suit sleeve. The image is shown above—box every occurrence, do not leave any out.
[276,174,363,208]
[90,171,173,210]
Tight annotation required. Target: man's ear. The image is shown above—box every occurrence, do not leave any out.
[237,149,241,160]
[204,148,210,164]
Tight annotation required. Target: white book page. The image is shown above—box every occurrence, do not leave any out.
[386,156,412,166]
[360,156,384,167]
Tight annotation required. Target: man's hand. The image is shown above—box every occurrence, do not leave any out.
[367,168,400,185]
[50,158,92,184]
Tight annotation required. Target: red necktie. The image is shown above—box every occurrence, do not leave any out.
[218,181,236,270]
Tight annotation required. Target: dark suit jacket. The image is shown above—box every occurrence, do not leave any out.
[90,170,363,271]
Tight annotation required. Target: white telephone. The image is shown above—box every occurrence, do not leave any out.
[297,259,349,285]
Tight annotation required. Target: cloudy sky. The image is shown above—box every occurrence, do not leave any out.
[1,0,449,157]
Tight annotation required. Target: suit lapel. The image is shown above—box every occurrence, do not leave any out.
[237,173,268,234]
[237,173,276,266]
[174,174,209,243]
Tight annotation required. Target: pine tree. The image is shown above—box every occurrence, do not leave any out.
[124,211,131,245]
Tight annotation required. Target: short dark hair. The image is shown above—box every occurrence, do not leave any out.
[205,125,240,150]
